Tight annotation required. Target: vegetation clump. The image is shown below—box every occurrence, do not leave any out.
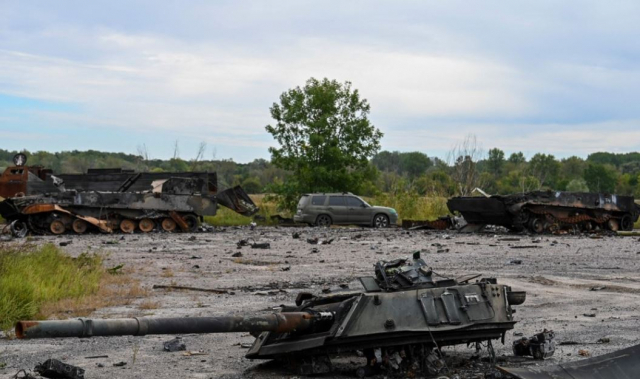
[0,244,142,332]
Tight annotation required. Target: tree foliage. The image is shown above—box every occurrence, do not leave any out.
[265,78,383,211]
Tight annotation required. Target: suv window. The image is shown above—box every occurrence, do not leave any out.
[297,195,309,208]
[328,196,346,206]
[311,196,326,206]
[346,196,364,207]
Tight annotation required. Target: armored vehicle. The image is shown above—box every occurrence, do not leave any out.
[17,253,526,376]
[448,191,640,233]
[0,155,258,235]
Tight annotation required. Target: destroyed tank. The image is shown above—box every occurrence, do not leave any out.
[16,253,526,376]
[0,154,258,235]
[448,190,640,233]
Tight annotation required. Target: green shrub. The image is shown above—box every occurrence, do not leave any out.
[0,244,103,331]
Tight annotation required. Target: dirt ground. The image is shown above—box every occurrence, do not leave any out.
[1,226,640,378]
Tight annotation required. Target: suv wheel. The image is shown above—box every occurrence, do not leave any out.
[316,214,332,227]
[373,214,389,228]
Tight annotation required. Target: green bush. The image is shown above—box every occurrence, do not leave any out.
[0,244,103,331]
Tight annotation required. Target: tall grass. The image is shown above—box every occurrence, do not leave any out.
[0,244,103,330]
[371,193,449,224]
[0,244,146,333]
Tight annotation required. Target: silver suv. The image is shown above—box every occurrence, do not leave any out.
[293,193,398,227]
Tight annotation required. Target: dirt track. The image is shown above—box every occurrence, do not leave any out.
[1,226,640,378]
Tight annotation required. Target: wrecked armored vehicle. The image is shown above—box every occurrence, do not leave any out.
[448,190,640,233]
[0,155,258,235]
[17,253,525,376]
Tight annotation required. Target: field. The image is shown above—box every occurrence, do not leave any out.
[1,227,639,378]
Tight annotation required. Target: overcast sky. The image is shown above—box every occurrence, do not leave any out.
[2,1,640,162]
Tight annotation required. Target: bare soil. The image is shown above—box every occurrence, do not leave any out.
[1,226,640,378]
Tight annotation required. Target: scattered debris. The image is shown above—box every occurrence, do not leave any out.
[59,241,72,247]
[578,349,591,357]
[237,239,249,248]
[153,284,230,294]
[251,242,271,249]
[281,266,291,271]
[512,330,555,360]
[509,259,523,265]
[590,286,606,291]
[231,252,243,257]
[35,359,85,379]
[292,232,301,239]
[164,337,186,352]
[11,370,37,379]
[84,355,109,359]
[583,313,596,317]
[306,237,334,245]
[107,264,124,275]
[113,361,127,367]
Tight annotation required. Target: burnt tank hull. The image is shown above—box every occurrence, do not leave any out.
[448,191,640,233]
[0,176,258,235]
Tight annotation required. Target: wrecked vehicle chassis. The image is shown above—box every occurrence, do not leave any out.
[17,255,525,376]
[0,177,258,235]
[448,191,640,233]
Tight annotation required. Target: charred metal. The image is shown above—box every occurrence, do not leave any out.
[448,190,640,234]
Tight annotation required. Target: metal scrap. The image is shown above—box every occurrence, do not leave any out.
[164,337,186,352]
[512,330,555,360]
[34,359,85,379]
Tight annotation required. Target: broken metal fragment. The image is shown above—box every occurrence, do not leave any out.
[34,359,85,379]
[164,337,186,352]
[512,330,555,360]
[500,343,640,379]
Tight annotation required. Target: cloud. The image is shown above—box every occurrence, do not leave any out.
[1,1,640,160]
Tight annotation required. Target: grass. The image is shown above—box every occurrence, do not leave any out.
[635,219,640,230]
[206,194,280,226]
[0,243,146,333]
[370,194,449,224]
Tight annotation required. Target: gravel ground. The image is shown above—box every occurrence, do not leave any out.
[1,226,640,378]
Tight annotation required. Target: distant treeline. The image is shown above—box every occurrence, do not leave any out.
[1,148,639,196]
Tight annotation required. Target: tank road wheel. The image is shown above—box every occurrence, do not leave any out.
[183,214,199,232]
[315,214,332,227]
[582,221,594,232]
[528,218,544,234]
[50,220,66,235]
[161,218,177,232]
[139,218,155,233]
[72,219,88,234]
[120,219,137,234]
[373,214,390,228]
[607,219,619,232]
[620,214,634,231]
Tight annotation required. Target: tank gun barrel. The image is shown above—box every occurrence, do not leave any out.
[16,312,328,339]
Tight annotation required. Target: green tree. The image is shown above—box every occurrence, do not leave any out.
[487,148,505,175]
[584,164,617,192]
[528,153,560,189]
[266,78,383,211]
[508,152,526,165]
[399,151,432,179]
